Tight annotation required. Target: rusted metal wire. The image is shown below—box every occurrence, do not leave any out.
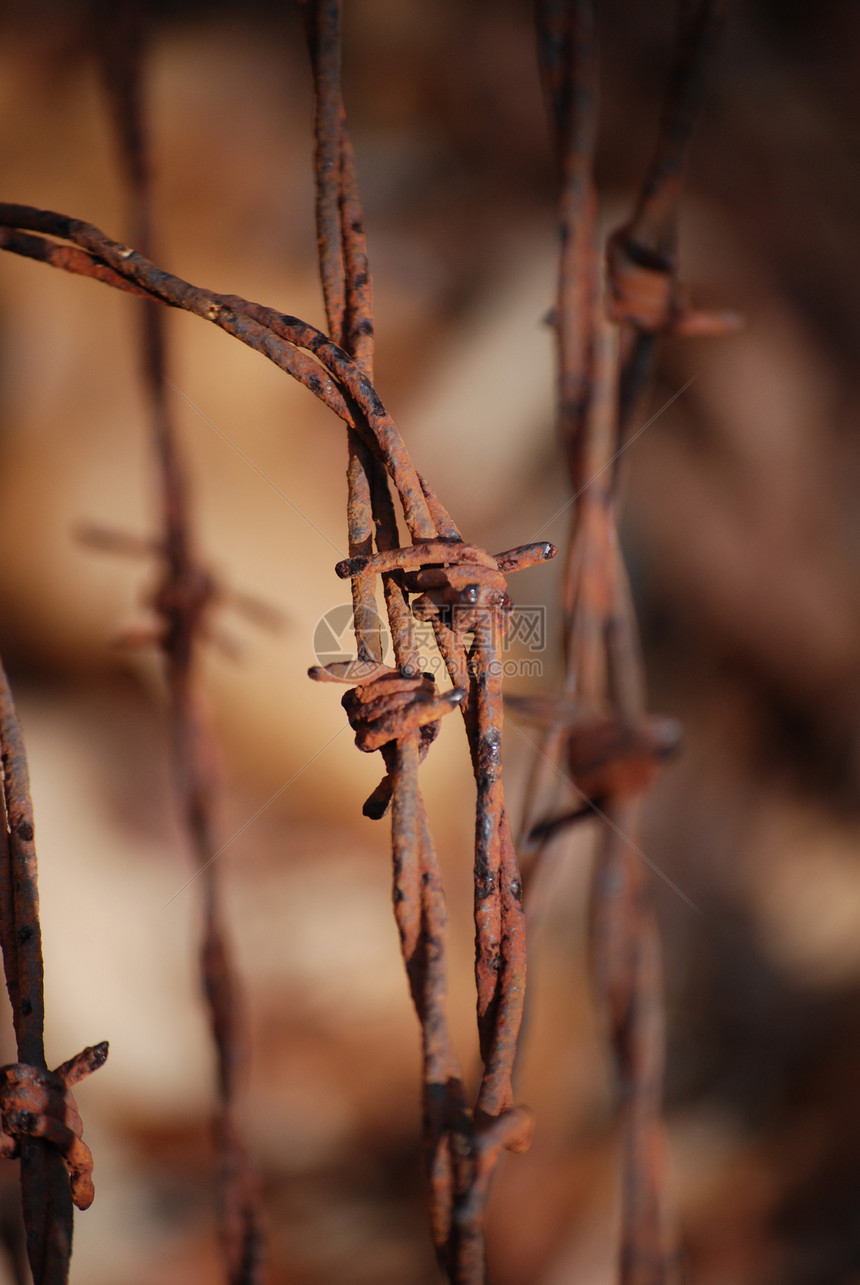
[92,7,266,1281]
[0,7,565,1277]
[311,525,550,1281]
[536,0,599,496]
[520,2,734,1282]
[0,0,738,1273]
[0,206,439,534]
[299,0,382,673]
[297,4,553,1275]
[518,0,603,904]
[516,0,603,910]
[0,1045,108,1214]
[580,315,680,1285]
[0,659,107,1285]
[606,0,738,435]
[297,14,489,1270]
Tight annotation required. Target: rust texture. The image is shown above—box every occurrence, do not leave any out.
[0,0,754,1276]
[0,31,558,1276]
[0,5,556,1273]
[299,0,382,673]
[92,5,266,1282]
[0,1,733,1275]
[518,2,734,1283]
[297,6,555,1273]
[0,659,107,1285]
[605,0,739,434]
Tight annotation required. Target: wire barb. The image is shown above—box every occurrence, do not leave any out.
[92,5,268,1280]
[0,7,572,1280]
[0,1043,109,1212]
[0,657,106,1283]
[526,3,735,1282]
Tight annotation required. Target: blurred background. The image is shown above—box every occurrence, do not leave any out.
[1,1,860,1281]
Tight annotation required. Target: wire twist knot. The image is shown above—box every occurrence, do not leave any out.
[335,538,555,639]
[308,662,464,818]
[0,1041,108,1211]
[606,225,741,337]
[341,671,466,754]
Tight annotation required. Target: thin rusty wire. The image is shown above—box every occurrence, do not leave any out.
[607,0,738,438]
[299,0,383,670]
[0,0,731,1272]
[0,659,107,1285]
[519,2,734,1282]
[297,12,478,1267]
[298,7,549,1275]
[25,7,778,1278]
[518,0,603,905]
[0,39,554,1285]
[92,6,266,1282]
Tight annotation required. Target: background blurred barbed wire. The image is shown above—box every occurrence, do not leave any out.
[0,1,859,1282]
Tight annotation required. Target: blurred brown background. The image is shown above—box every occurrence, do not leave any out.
[1,1,860,1281]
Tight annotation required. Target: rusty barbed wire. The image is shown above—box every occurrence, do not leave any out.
[518,0,603,907]
[0,206,443,535]
[536,0,600,496]
[606,0,739,435]
[0,659,107,1285]
[0,1044,108,1216]
[91,5,266,1281]
[296,2,554,1275]
[515,2,735,1282]
[0,8,557,1274]
[297,8,486,1270]
[0,2,743,1277]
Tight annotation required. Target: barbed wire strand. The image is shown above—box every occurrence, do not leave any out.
[92,5,266,1281]
[299,2,471,1271]
[516,0,602,915]
[520,2,734,1282]
[0,666,72,1285]
[0,661,108,1285]
[0,12,558,1275]
[607,0,735,442]
[298,4,540,1276]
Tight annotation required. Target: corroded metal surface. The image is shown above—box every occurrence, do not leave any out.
[521,4,735,1283]
[296,7,557,1275]
[0,89,553,1285]
[605,0,740,435]
[0,660,107,1285]
[93,7,267,1281]
[0,1044,108,1212]
[0,4,743,1280]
